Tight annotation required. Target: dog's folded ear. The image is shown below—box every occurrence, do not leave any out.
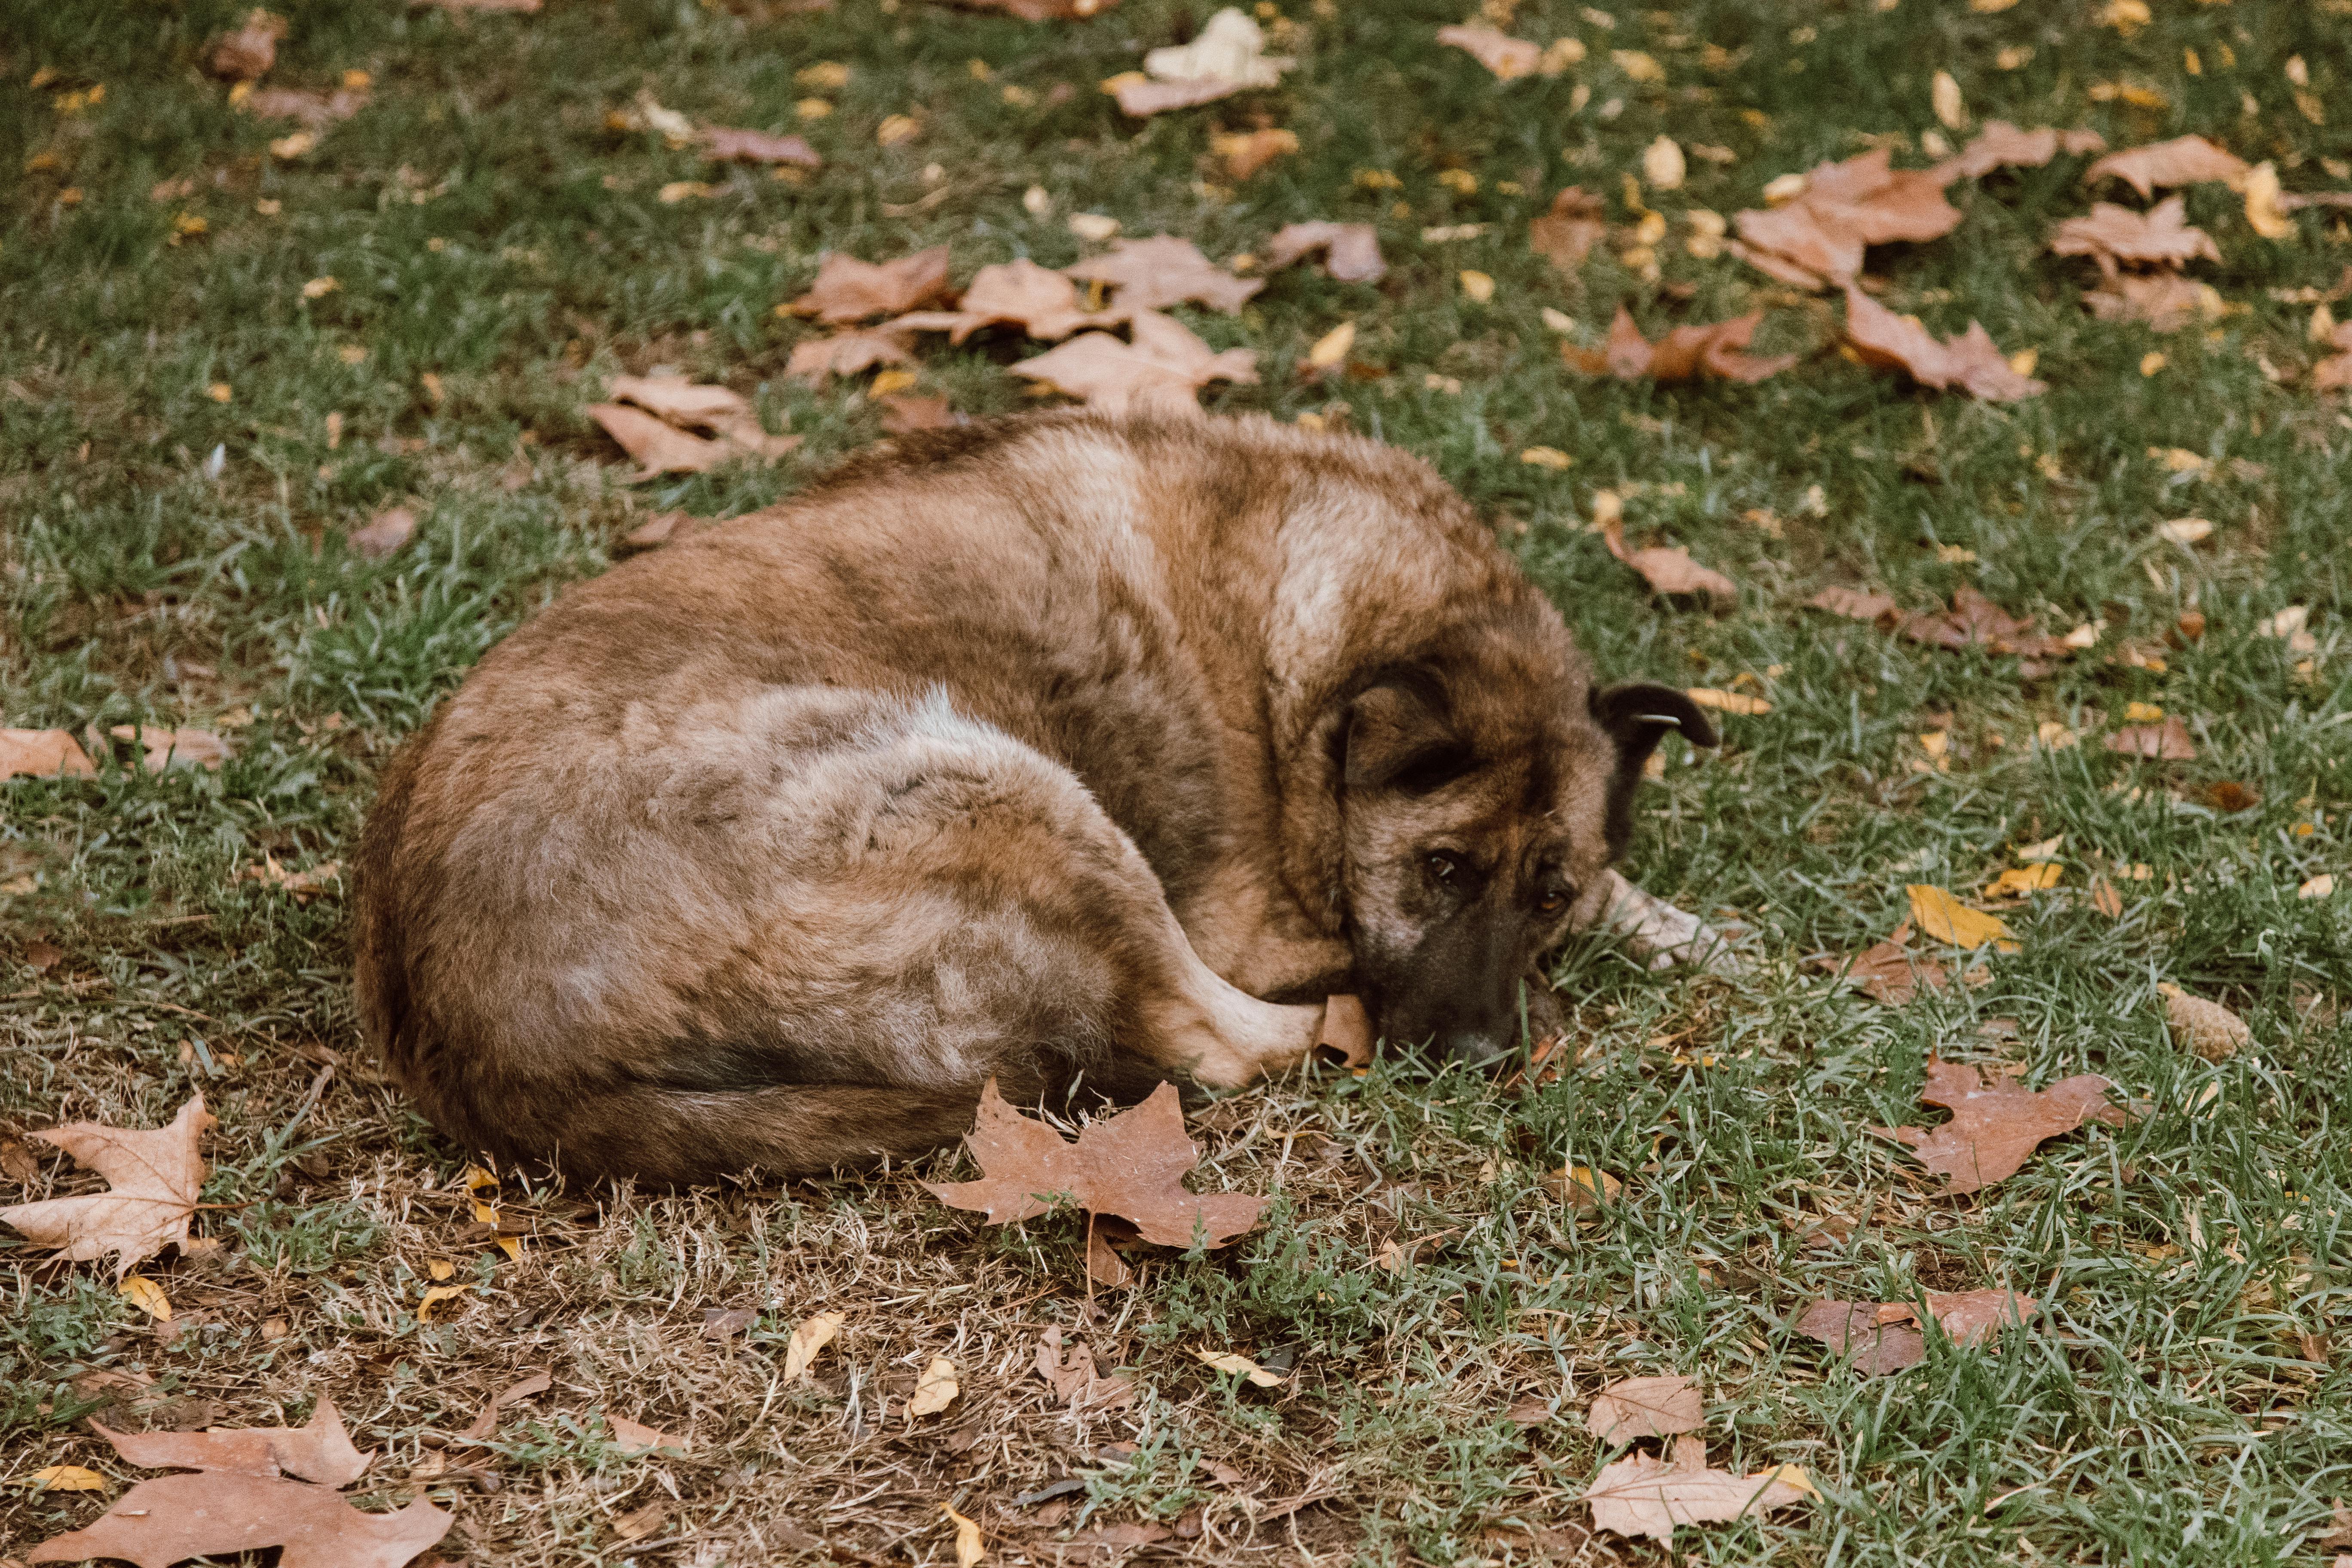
[1342,671,1473,794]
[1590,682,1718,766]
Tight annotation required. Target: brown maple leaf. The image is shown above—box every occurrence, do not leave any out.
[785,327,917,383]
[25,1473,451,1568]
[1034,1326,1136,1409]
[2104,714,2198,760]
[2085,135,2250,200]
[785,247,953,324]
[1264,221,1387,283]
[701,127,822,167]
[1009,309,1258,416]
[1585,1435,1813,1547]
[1,727,99,780]
[93,1395,371,1487]
[2050,196,2220,277]
[206,9,287,82]
[923,1079,1266,1249]
[1529,186,1607,273]
[1836,934,1949,1005]
[1732,150,1961,290]
[2085,272,2221,332]
[1871,1060,2125,1195]
[1064,235,1262,314]
[1565,306,1795,384]
[1598,520,1736,606]
[1896,587,2073,660]
[0,1095,213,1278]
[1807,587,1900,625]
[889,258,1121,343]
[1842,287,2044,402]
[1926,120,2105,184]
[1796,1289,2037,1375]
[1586,1375,1703,1443]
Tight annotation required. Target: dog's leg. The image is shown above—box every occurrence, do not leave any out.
[1586,869,1741,974]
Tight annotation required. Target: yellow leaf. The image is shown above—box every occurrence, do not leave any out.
[418,1283,475,1320]
[207,382,233,403]
[2124,701,2164,722]
[907,1356,960,1419]
[463,1164,499,1191]
[796,98,833,119]
[119,1276,172,1321]
[2015,835,2064,861]
[944,1503,986,1568]
[1686,687,1771,716]
[2302,873,2337,900]
[1458,269,1495,303]
[29,1465,108,1492]
[1308,321,1356,368]
[1931,70,1966,130]
[1519,446,1572,470]
[302,276,339,299]
[1611,49,1663,82]
[1550,1164,1622,1212]
[2245,161,2296,241]
[657,181,714,204]
[428,1257,456,1281]
[1905,885,2018,952]
[783,1310,847,1381]
[1196,1348,1285,1387]
[1983,863,2062,898]
[268,130,316,159]
[1642,136,1685,190]
[2139,352,2167,377]
[796,61,850,90]
[870,369,919,396]
[876,114,920,147]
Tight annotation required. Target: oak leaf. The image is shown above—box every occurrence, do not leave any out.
[1926,120,2105,183]
[1598,520,1736,606]
[2050,196,2220,276]
[1871,1059,2125,1195]
[1064,235,1262,313]
[924,1079,1266,1248]
[1893,588,2072,661]
[24,1472,451,1568]
[1564,306,1795,384]
[1796,1289,2037,1375]
[0,728,99,781]
[1034,1327,1135,1410]
[1732,150,1961,289]
[1586,1375,1702,1443]
[1843,287,2043,401]
[92,1395,370,1487]
[1837,936,1949,1005]
[786,328,916,383]
[0,1095,213,1278]
[2085,272,2222,332]
[786,247,953,323]
[605,1412,689,1455]
[1585,1435,1813,1546]
[586,404,731,480]
[1009,309,1258,416]
[458,1370,551,1441]
[1264,221,1387,283]
[2086,135,2249,200]
[1437,24,1541,80]
[1529,187,1607,273]
[889,258,1121,343]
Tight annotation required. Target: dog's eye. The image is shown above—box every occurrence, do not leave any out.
[1536,883,1575,916]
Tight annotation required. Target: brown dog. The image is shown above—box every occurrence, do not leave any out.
[352,413,1719,1184]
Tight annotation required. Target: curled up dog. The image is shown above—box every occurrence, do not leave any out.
[352,413,1731,1185]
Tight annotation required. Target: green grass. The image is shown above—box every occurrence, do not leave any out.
[4,0,2351,1562]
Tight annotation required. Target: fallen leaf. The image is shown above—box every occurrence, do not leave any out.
[1686,687,1769,716]
[701,1305,758,1340]
[1926,120,2104,182]
[92,1396,369,1488]
[944,1503,986,1568]
[1872,1059,2124,1195]
[1210,127,1297,180]
[28,1465,109,1492]
[1547,1164,1621,1213]
[24,1472,451,1568]
[457,1370,550,1442]
[889,258,1120,343]
[1797,1289,2037,1375]
[1529,186,1607,273]
[587,404,731,480]
[783,1311,847,1381]
[2089,874,2125,919]
[907,1357,960,1419]
[785,328,916,383]
[618,511,694,551]
[416,1283,474,1320]
[604,1413,689,1456]
[2304,874,2338,900]
[2086,135,2250,200]
[23,940,62,972]
[1033,1328,1136,1410]
[239,854,342,900]
[787,247,954,323]
[1196,1349,1284,1387]
[879,394,958,432]
[1314,993,1374,1069]
[207,9,286,81]
[2085,272,2223,331]
[2104,715,2197,760]
[1599,520,1736,606]
[1586,1375,1703,1443]
[1438,24,1542,80]
[1008,310,1258,417]
[1840,937,1949,1004]
[1458,268,1495,303]
[1264,221,1387,282]
[1905,885,2016,952]
[242,86,368,128]
[1064,235,1262,313]
[0,1096,212,1278]
[2050,195,2220,276]
[962,0,1114,17]
[1843,287,2045,401]
[2158,984,2250,1062]
[1563,306,1796,384]
[1112,8,1291,117]
[1808,587,1900,624]
[1733,150,1962,289]
[0,729,98,781]
[1644,135,1686,191]
[925,1080,1266,1248]
[701,127,821,167]
[349,507,416,560]
[2201,778,2255,810]
[1983,863,2062,899]
[2245,161,2297,241]
[1893,588,2073,661]
[614,1501,668,1541]
[1585,1435,1813,1547]
[1086,1221,1133,1286]
[1506,1396,1553,1428]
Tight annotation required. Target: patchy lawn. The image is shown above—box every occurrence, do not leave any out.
[3,0,2350,1563]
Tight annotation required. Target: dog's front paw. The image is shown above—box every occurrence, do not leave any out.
[1600,870,1743,975]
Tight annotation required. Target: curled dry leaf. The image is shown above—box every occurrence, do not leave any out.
[2050,196,2220,277]
[1264,221,1387,283]
[1732,150,1962,289]
[889,258,1120,343]
[207,9,287,82]
[1064,235,1262,314]
[1598,520,1736,607]
[786,328,916,383]
[1108,9,1292,116]
[587,404,730,481]
[1585,1435,1813,1547]
[926,1079,1266,1247]
[0,1095,213,1278]
[1196,1349,1284,1387]
[782,1311,847,1381]
[1843,287,2045,402]
[2103,714,2197,760]
[1797,1289,2037,1375]
[1564,306,1796,384]
[787,248,954,323]
[2158,984,2250,1062]
[92,1395,369,1488]
[1586,1375,1703,1443]
[25,1473,452,1568]
[1009,309,1259,417]
[943,1503,985,1568]
[107,726,234,772]
[1529,186,1607,273]
[1314,993,1375,1069]
[1437,24,1541,80]
[1,728,99,781]
[605,1413,689,1456]
[1871,1059,2125,1195]
[2085,135,2250,200]
[458,1370,551,1441]
[907,1357,960,1419]
[1925,120,2105,183]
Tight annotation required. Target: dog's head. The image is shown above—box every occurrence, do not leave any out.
[1327,616,1714,1066]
